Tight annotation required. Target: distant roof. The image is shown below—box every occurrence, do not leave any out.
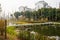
[35,1,48,5]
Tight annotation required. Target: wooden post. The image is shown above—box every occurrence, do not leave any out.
[5,20,7,39]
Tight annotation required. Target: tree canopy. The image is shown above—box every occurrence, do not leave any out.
[14,8,60,22]
[14,12,22,19]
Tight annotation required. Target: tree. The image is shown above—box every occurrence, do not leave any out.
[56,9,60,21]
[14,12,21,19]
[25,11,32,21]
[0,19,7,39]
[38,9,41,19]
[51,8,56,21]
[32,11,39,21]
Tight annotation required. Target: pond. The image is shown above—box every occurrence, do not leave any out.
[12,22,60,40]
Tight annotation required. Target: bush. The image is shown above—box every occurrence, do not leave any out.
[18,30,47,40]
[7,26,17,40]
[7,26,16,36]
[18,30,30,40]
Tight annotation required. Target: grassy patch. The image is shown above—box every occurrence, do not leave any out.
[7,26,17,40]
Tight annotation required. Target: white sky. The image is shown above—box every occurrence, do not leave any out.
[0,0,60,13]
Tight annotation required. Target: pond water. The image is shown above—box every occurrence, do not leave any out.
[8,22,60,40]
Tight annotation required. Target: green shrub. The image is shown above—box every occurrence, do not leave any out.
[7,26,17,40]
[7,26,16,35]
[18,30,30,40]
[18,30,46,40]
